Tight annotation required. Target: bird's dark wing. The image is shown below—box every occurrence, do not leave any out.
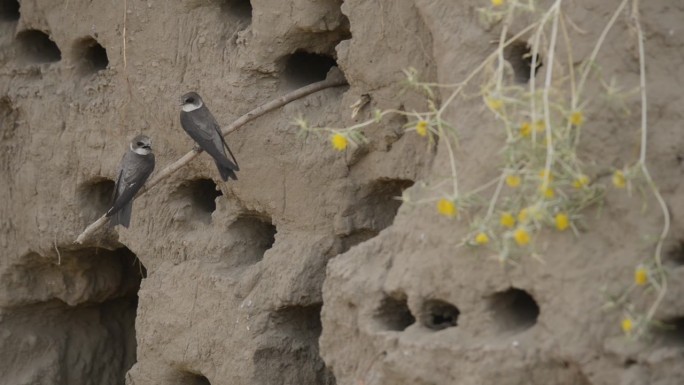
[110,164,124,212]
[181,108,239,171]
[106,152,155,219]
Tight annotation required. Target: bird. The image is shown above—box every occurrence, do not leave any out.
[179,91,239,181]
[106,134,156,228]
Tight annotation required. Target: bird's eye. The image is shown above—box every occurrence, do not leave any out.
[186,97,195,104]
[137,142,144,146]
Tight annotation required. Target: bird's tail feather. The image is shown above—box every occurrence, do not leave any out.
[108,201,133,228]
[216,160,238,181]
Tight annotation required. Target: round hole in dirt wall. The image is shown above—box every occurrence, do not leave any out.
[504,40,542,84]
[666,240,684,267]
[488,288,540,333]
[179,371,211,385]
[77,178,116,222]
[653,317,684,348]
[225,212,276,266]
[373,293,415,331]
[282,51,338,89]
[73,37,108,74]
[16,29,61,64]
[0,0,20,22]
[420,299,460,331]
[220,0,252,23]
[173,178,223,224]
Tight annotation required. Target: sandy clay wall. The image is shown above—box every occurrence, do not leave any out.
[1,0,683,384]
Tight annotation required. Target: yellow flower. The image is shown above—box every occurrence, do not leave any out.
[437,198,457,218]
[518,208,529,223]
[415,120,428,137]
[572,175,590,189]
[506,174,521,188]
[331,133,348,151]
[538,169,554,181]
[485,96,504,111]
[541,186,555,199]
[612,170,626,188]
[475,232,489,245]
[519,122,532,137]
[621,318,633,334]
[491,0,504,6]
[514,227,530,246]
[555,213,569,231]
[634,266,648,286]
[569,111,584,126]
[534,120,545,132]
[500,212,515,228]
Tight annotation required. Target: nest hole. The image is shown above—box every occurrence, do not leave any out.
[225,213,276,266]
[332,179,414,255]
[666,240,684,267]
[271,304,322,339]
[336,229,379,255]
[282,51,338,89]
[173,178,222,224]
[7,246,144,384]
[488,288,540,333]
[0,0,19,22]
[16,29,61,64]
[77,178,116,222]
[179,372,211,385]
[374,293,415,331]
[654,317,684,348]
[363,178,414,228]
[220,0,252,23]
[420,299,460,331]
[73,37,108,75]
[255,304,334,385]
[504,41,542,84]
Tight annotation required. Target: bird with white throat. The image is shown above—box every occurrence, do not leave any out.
[106,134,156,228]
[179,92,240,181]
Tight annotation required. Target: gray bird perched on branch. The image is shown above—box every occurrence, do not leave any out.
[180,91,239,181]
[106,134,156,228]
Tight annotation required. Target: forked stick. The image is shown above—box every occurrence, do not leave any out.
[74,77,348,244]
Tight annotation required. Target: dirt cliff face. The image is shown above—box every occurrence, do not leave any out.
[1,0,683,384]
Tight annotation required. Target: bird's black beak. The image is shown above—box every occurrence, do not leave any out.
[143,145,151,150]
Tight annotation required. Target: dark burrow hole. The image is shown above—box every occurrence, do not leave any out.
[336,229,379,255]
[254,304,334,385]
[666,240,684,266]
[282,51,338,89]
[361,178,414,230]
[504,41,542,84]
[77,178,116,222]
[0,0,19,21]
[488,288,540,333]
[420,299,460,331]
[179,371,212,385]
[220,0,252,23]
[73,37,108,74]
[225,212,276,266]
[174,178,223,224]
[374,293,415,331]
[334,179,415,255]
[4,246,144,385]
[16,29,62,64]
[653,317,684,347]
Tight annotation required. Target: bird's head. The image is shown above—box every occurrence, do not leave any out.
[130,134,153,155]
[181,91,203,112]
